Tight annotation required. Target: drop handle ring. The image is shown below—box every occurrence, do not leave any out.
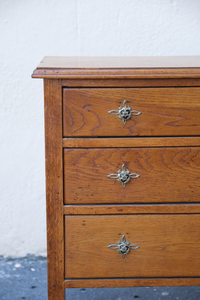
[107,164,140,188]
[108,100,141,125]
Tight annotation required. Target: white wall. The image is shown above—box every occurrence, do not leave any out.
[0,0,200,257]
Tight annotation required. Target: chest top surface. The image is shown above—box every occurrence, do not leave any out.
[32,56,200,79]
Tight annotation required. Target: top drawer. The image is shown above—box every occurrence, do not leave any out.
[63,88,200,137]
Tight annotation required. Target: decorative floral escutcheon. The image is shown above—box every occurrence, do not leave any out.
[107,235,140,258]
[107,164,140,187]
[108,100,141,125]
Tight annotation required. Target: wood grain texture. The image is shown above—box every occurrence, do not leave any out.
[61,78,200,87]
[32,56,200,79]
[64,147,200,204]
[65,215,200,278]
[32,68,200,79]
[63,88,200,137]
[63,137,200,148]
[44,79,65,299]
[64,278,200,288]
[63,204,200,215]
[36,56,200,69]
[33,56,200,293]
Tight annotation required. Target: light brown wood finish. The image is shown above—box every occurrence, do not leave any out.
[32,56,200,79]
[63,137,200,148]
[32,69,200,79]
[36,56,200,69]
[63,204,200,215]
[44,79,65,299]
[64,278,200,288]
[64,147,200,204]
[33,57,200,296]
[61,78,200,87]
[65,215,200,278]
[63,88,200,137]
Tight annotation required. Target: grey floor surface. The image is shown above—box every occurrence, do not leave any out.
[0,256,200,300]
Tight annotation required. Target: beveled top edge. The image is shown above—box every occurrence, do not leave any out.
[37,56,200,69]
[32,56,200,79]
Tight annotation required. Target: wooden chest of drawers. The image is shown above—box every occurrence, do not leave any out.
[32,56,200,300]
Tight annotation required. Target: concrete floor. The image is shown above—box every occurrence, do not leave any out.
[0,255,200,300]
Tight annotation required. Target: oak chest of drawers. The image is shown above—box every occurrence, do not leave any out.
[32,56,200,300]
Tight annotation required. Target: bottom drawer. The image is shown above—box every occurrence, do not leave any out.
[65,215,200,279]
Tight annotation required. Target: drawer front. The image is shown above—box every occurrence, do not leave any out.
[64,147,200,204]
[63,88,200,137]
[65,214,200,278]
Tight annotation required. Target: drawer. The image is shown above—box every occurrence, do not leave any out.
[65,214,200,278]
[64,147,200,204]
[63,88,200,137]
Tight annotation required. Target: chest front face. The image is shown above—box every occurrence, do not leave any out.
[32,56,200,299]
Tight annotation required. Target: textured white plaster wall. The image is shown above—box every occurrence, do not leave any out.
[0,0,200,257]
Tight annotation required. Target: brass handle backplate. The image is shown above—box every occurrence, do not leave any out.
[108,100,141,125]
[107,235,140,258]
[107,164,140,188]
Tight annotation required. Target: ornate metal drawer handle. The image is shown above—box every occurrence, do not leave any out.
[107,235,140,259]
[107,164,140,188]
[108,100,141,125]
